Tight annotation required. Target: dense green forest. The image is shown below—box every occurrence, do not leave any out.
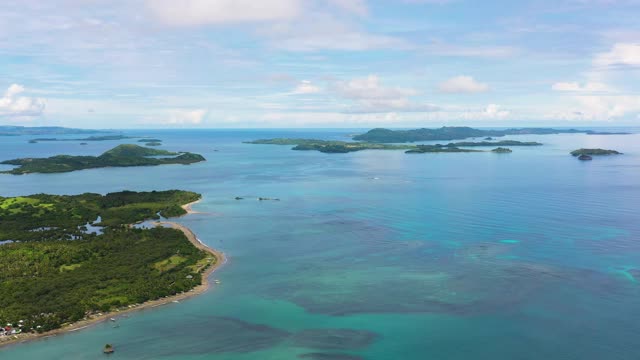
[0,191,211,332]
[0,144,205,174]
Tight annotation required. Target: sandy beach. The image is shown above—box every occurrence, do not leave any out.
[0,200,226,349]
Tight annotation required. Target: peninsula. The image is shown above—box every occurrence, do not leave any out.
[352,127,629,143]
[0,144,205,174]
[0,190,224,346]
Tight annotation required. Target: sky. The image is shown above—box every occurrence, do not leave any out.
[1,0,640,129]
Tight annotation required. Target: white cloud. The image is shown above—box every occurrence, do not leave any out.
[334,75,416,99]
[484,104,510,118]
[325,0,368,16]
[346,99,440,113]
[164,109,207,124]
[551,82,610,92]
[146,0,301,26]
[331,75,438,113]
[594,43,640,68]
[575,95,640,119]
[438,76,489,93]
[293,80,321,94]
[0,84,46,118]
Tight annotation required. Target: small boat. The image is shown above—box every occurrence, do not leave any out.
[103,344,115,354]
[214,279,221,284]
[172,300,179,304]
[109,318,116,322]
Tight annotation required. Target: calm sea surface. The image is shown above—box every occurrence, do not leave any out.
[1,128,639,359]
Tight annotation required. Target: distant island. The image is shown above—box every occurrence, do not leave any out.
[352,127,629,143]
[245,138,539,154]
[245,139,413,153]
[0,144,205,174]
[446,140,542,147]
[28,135,133,143]
[138,138,162,143]
[0,125,109,136]
[570,148,622,156]
[491,147,513,153]
[405,145,480,154]
[0,190,222,342]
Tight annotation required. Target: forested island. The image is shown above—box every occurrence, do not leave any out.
[245,139,413,153]
[246,138,539,154]
[352,127,629,143]
[405,145,480,154]
[0,144,205,174]
[0,190,219,336]
[570,148,622,156]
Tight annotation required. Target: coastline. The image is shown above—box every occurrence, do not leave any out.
[0,200,226,349]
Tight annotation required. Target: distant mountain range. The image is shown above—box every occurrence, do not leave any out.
[0,126,110,136]
[352,127,630,143]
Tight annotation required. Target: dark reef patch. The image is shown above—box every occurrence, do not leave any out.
[291,329,379,350]
[298,352,365,360]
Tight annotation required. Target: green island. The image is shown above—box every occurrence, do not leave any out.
[491,147,513,153]
[0,190,217,334]
[447,140,541,147]
[570,148,622,156]
[245,138,537,154]
[352,127,628,143]
[28,135,133,143]
[405,145,480,154]
[145,142,163,147]
[245,139,414,153]
[0,144,205,175]
[138,139,162,143]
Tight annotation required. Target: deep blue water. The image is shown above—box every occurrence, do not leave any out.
[1,128,639,359]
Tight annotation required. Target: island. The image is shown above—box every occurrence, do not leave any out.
[0,190,224,346]
[0,144,205,174]
[245,139,413,153]
[352,127,629,143]
[491,147,513,153]
[138,139,162,143]
[245,138,535,154]
[447,140,541,147]
[145,142,163,146]
[405,145,480,154]
[28,135,133,143]
[570,148,622,156]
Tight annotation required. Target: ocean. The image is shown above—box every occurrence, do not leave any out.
[1,128,639,359]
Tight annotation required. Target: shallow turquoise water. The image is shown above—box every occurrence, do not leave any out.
[1,129,639,359]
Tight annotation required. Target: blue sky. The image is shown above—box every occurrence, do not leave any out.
[1,0,639,128]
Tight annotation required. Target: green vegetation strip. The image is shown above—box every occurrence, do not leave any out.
[0,190,210,333]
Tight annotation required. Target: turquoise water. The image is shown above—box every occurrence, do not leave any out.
[1,129,639,359]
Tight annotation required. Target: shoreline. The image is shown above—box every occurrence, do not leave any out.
[0,200,226,350]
